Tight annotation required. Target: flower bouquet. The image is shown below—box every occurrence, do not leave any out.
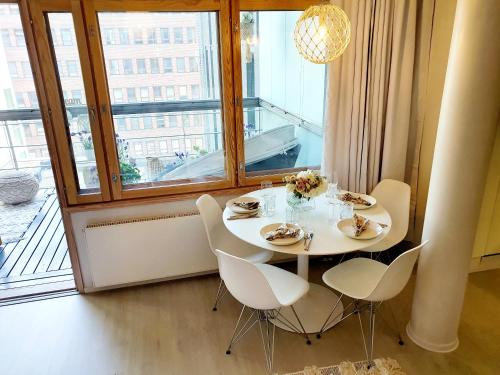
[284,170,327,210]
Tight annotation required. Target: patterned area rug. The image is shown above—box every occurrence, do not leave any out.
[282,358,406,375]
[0,189,53,244]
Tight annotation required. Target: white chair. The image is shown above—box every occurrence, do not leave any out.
[362,179,411,255]
[196,194,272,311]
[216,249,311,373]
[317,241,427,364]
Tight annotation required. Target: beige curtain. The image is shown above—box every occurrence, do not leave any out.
[322,0,418,194]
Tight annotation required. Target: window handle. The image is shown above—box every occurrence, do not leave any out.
[112,173,119,183]
[89,106,96,123]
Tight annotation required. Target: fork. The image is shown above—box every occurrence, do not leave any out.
[305,232,314,251]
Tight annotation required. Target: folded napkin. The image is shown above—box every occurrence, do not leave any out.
[233,201,260,210]
[339,192,372,207]
[353,213,371,237]
[265,224,300,241]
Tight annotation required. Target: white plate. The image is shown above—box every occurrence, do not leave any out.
[338,191,377,210]
[260,223,304,246]
[337,218,383,240]
[226,196,261,214]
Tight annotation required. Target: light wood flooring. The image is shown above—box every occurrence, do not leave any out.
[0,262,498,375]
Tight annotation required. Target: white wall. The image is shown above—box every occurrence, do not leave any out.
[71,194,294,291]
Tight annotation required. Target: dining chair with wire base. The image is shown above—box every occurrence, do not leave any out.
[316,242,427,365]
[196,194,273,311]
[216,249,311,373]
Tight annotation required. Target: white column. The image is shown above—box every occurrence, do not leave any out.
[406,0,500,352]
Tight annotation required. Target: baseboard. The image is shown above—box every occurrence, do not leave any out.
[470,254,500,272]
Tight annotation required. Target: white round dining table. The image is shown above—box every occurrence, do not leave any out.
[223,186,392,333]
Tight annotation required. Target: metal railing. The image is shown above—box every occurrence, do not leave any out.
[0,97,321,172]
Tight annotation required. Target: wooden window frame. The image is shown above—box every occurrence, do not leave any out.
[20,0,322,206]
[232,0,323,187]
[82,0,237,200]
[28,0,111,205]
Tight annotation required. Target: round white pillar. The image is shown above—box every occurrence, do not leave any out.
[406,0,500,352]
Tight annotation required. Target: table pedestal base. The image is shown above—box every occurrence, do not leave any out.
[271,283,344,334]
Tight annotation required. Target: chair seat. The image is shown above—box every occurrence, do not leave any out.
[256,263,309,307]
[322,258,388,300]
[214,226,273,263]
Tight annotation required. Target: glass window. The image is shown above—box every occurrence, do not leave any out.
[71,90,83,104]
[186,27,195,43]
[28,92,39,107]
[109,59,120,75]
[15,92,25,107]
[21,61,32,78]
[136,58,146,74]
[160,28,169,43]
[191,84,200,99]
[8,61,18,78]
[163,58,172,73]
[166,86,175,99]
[239,11,326,177]
[123,59,134,74]
[116,117,126,131]
[98,12,224,187]
[48,13,100,191]
[168,115,177,128]
[14,29,25,46]
[133,28,143,44]
[119,28,129,44]
[67,60,78,76]
[157,116,165,128]
[176,57,185,73]
[159,140,167,153]
[182,114,190,127]
[1,29,11,47]
[139,87,149,102]
[178,85,188,99]
[36,123,45,136]
[130,117,139,130]
[113,88,123,103]
[8,4,18,14]
[143,117,152,129]
[134,142,143,155]
[171,139,180,152]
[127,88,137,103]
[147,141,155,155]
[61,28,72,46]
[173,27,183,43]
[188,56,198,72]
[147,29,156,44]
[153,86,162,101]
[150,58,159,74]
[57,59,65,77]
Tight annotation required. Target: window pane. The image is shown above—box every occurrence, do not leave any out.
[0,4,54,189]
[48,13,100,191]
[98,12,224,187]
[240,11,326,176]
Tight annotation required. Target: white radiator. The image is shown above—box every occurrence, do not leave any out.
[84,213,217,288]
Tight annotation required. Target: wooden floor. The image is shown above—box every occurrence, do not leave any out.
[0,192,74,292]
[0,262,498,375]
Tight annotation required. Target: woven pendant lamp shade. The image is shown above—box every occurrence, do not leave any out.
[294,4,351,64]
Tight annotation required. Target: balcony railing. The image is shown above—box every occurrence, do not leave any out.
[0,98,322,187]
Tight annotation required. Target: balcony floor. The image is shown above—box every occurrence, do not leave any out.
[0,191,74,297]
